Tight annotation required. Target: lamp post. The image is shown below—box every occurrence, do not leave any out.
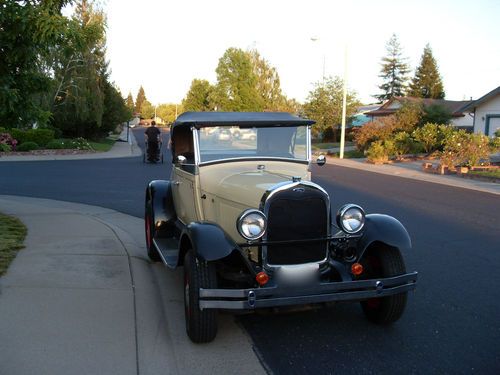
[339,44,348,159]
[310,37,325,83]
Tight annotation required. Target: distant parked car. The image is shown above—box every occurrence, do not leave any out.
[144,111,418,343]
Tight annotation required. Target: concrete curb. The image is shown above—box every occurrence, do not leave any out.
[0,196,264,375]
[326,156,500,195]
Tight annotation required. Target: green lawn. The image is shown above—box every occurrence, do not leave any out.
[0,213,27,276]
[327,149,365,158]
[88,138,115,152]
[469,169,500,178]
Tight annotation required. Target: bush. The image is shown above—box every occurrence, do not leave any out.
[354,116,398,151]
[366,140,394,163]
[0,132,15,146]
[46,140,66,149]
[68,137,93,151]
[16,141,39,151]
[8,129,27,144]
[0,143,11,152]
[495,128,500,138]
[395,101,424,132]
[413,123,440,153]
[24,129,55,147]
[392,131,419,158]
[422,104,452,125]
[441,130,491,167]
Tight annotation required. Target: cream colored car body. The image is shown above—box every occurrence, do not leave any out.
[172,160,311,242]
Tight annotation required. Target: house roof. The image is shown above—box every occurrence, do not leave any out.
[172,111,315,129]
[461,86,500,112]
[365,97,473,117]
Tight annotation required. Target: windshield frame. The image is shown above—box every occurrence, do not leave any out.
[192,125,311,166]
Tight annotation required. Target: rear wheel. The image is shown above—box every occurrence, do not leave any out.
[184,250,218,343]
[145,202,161,262]
[361,246,407,324]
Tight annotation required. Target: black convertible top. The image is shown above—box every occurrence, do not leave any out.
[172,112,315,129]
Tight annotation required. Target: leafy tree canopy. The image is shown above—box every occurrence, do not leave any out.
[182,79,213,112]
[303,76,361,140]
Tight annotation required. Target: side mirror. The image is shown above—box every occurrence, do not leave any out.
[176,155,187,165]
[316,155,326,166]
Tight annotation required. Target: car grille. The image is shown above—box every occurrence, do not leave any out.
[264,184,328,265]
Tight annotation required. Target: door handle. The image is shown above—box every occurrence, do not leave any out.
[173,180,180,186]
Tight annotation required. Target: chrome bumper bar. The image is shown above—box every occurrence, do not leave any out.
[199,272,418,310]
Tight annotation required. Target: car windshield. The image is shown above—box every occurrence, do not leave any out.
[196,125,308,163]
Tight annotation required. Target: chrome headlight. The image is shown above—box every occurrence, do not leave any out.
[237,209,267,240]
[336,204,365,234]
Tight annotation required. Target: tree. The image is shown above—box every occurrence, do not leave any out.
[212,48,264,111]
[248,50,288,111]
[135,86,147,114]
[141,100,154,119]
[422,104,452,125]
[375,34,410,101]
[102,82,130,133]
[157,103,182,124]
[303,76,361,140]
[125,92,135,113]
[408,44,445,99]
[0,0,74,128]
[51,0,107,137]
[182,79,213,111]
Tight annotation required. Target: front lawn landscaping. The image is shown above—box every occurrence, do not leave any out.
[0,213,27,276]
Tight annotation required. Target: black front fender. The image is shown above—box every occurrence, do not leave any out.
[145,180,176,234]
[181,222,238,262]
[357,214,411,257]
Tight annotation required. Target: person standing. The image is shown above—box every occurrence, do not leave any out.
[144,121,161,161]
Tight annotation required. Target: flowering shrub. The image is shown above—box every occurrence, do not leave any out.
[441,130,490,167]
[0,133,15,146]
[412,123,439,153]
[68,138,93,151]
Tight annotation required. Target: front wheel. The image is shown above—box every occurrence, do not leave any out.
[184,250,218,343]
[360,246,408,324]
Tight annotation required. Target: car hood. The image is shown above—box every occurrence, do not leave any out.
[199,161,310,208]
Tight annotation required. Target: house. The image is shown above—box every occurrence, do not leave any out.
[352,104,382,127]
[461,86,500,137]
[365,97,474,128]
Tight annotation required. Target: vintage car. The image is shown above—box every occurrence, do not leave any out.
[145,112,417,343]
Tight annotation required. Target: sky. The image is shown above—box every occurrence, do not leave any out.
[96,0,500,106]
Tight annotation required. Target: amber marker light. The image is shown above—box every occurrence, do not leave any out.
[256,271,269,286]
[351,263,364,276]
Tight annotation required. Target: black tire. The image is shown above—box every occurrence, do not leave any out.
[145,201,161,262]
[184,250,218,343]
[361,246,407,324]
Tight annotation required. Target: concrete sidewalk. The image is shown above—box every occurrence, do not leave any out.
[326,156,500,195]
[0,196,264,375]
[0,127,142,162]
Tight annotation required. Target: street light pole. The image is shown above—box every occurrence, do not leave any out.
[340,44,348,159]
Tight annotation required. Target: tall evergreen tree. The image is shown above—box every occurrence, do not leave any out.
[408,44,445,99]
[126,92,134,112]
[135,86,146,114]
[375,34,410,101]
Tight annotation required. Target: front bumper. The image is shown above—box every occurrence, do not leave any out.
[199,272,417,310]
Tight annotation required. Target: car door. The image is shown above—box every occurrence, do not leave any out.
[171,165,198,224]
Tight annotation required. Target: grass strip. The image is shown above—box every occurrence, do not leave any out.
[469,170,500,178]
[0,213,27,276]
[88,138,115,152]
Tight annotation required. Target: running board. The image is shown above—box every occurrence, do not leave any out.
[153,237,179,268]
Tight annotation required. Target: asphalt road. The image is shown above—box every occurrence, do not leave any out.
[1,127,499,374]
